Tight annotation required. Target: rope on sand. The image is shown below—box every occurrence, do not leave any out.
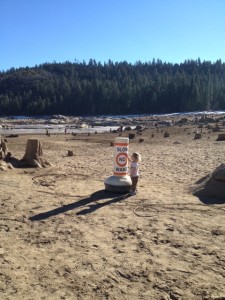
[32,172,89,186]
[36,190,86,198]
[133,206,156,217]
[0,217,27,223]
[133,203,225,217]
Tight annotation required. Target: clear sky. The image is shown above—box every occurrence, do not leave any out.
[0,0,225,71]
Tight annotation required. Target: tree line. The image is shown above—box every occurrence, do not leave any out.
[0,58,225,116]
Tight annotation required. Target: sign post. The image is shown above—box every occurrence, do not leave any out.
[105,137,132,193]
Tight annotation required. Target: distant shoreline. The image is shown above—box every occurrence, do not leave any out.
[1,110,225,124]
[1,110,225,135]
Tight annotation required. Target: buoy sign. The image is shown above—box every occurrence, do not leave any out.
[116,146,128,152]
[116,153,127,167]
[114,141,129,176]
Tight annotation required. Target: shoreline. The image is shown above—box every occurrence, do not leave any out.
[1,110,225,126]
[1,111,225,136]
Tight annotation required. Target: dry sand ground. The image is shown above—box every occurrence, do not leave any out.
[0,125,225,300]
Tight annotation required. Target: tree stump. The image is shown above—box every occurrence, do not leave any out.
[129,133,135,139]
[212,125,221,132]
[216,134,225,141]
[164,131,170,138]
[0,137,8,159]
[20,139,50,168]
[68,150,74,156]
[194,133,201,140]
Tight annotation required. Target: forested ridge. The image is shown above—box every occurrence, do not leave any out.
[0,59,225,116]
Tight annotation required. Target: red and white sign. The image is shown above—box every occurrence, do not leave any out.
[114,137,129,176]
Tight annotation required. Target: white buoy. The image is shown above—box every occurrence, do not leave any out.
[104,137,132,193]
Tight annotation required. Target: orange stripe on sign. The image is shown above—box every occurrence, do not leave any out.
[114,143,128,146]
[114,172,128,176]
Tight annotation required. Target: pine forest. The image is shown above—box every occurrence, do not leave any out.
[0,59,225,116]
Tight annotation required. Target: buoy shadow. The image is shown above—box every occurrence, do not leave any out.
[29,190,130,221]
[197,196,225,205]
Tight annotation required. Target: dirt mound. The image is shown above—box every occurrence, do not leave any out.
[191,164,225,199]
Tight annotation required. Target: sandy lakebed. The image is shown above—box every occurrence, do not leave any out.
[0,114,225,300]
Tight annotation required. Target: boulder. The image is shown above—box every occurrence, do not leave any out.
[178,117,188,124]
[135,125,145,131]
[191,164,225,199]
[124,126,132,131]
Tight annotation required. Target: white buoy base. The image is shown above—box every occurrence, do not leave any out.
[104,175,132,193]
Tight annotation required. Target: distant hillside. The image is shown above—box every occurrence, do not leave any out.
[0,59,225,116]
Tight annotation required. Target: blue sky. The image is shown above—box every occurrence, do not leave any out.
[0,0,225,71]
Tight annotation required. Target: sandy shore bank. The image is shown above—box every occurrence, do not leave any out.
[0,122,225,299]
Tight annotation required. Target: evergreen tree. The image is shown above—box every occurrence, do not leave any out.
[0,59,225,116]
